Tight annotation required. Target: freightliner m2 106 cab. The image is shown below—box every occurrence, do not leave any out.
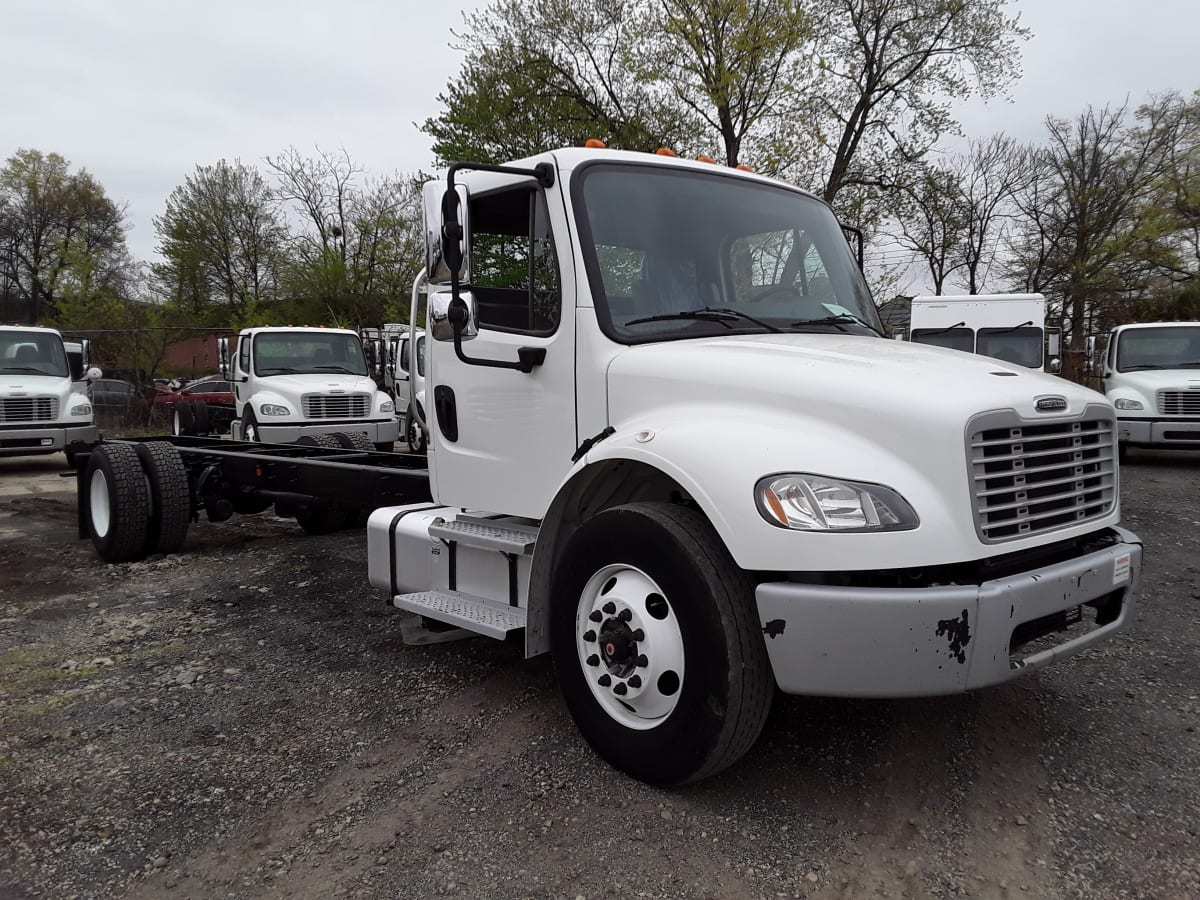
[1,325,99,464]
[353,148,1143,784]
[908,293,1062,372]
[220,326,399,450]
[1090,320,1200,456]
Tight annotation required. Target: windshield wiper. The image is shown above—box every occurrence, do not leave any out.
[257,366,302,375]
[0,366,55,375]
[1120,364,1169,371]
[790,313,885,337]
[626,307,783,331]
[987,320,1035,335]
[911,320,967,337]
[312,365,362,374]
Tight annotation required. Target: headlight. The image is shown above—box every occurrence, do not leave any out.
[755,473,919,532]
[1113,398,1143,411]
[260,403,291,416]
[70,403,92,416]
[380,400,395,414]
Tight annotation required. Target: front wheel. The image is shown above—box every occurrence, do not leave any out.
[549,502,773,785]
[406,402,426,453]
[242,409,260,443]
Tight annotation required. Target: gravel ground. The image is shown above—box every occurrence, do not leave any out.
[0,450,1197,899]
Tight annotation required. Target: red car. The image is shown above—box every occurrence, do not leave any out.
[153,377,235,434]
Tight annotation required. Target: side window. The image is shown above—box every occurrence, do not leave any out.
[468,187,560,334]
[399,338,410,374]
[730,228,833,306]
[237,336,250,374]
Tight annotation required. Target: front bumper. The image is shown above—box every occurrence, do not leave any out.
[756,526,1141,698]
[1117,416,1200,448]
[0,424,99,455]
[257,418,400,444]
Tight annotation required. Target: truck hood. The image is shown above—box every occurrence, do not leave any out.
[254,373,380,397]
[607,333,1104,429]
[1108,368,1200,391]
[0,373,82,399]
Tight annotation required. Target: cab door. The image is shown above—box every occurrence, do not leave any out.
[426,171,577,520]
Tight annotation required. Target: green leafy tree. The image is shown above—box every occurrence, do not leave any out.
[153,160,289,324]
[0,149,130,322]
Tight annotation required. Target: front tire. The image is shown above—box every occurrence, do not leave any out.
[242,409,260,443]
[406,402,427,453]
[549,502,772,785]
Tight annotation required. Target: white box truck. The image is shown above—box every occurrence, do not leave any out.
[1090,320,1200,456]
[1,325,99,464]
[78,147,1142,785]
[908,293,1061,372]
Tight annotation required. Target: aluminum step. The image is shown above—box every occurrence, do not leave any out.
[391,590,527,639]
[427,519,538,555]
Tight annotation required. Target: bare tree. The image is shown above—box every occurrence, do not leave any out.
[889,161,967,294]
[952,134,1030,293]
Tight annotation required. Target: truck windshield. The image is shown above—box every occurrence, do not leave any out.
[911,328,975,353]
[253,332,368,376]
[0,332,69,378]
[575,164,881,343]
[976,327,1044,368]
[1115,327,1200,371]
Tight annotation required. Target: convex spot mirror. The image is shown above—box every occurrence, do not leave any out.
[85,366,102,381]
[1049,357,1063,374]
[429,290,478,343]
[217,337,231,379]
[423,180,470,284]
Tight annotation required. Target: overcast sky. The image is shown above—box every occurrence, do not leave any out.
[2,0,1198,270]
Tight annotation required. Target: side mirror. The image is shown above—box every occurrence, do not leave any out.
[80,338,92,372]
[371,338,383,375]
[1049,357,1062,374]
[1084,335,1096,376]
[429,290,478,343]
[85,366,102,382]
[217,337,231,379]
[424,180,469,283]
[387,338,400,375]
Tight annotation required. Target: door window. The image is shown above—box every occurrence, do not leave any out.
[468,187,560,334]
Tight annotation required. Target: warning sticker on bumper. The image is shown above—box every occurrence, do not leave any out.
[1113,552,1132,585]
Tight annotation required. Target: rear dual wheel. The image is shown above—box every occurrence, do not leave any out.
[292,434,354,533]
[172,400,210,437]
[86,442,191,562]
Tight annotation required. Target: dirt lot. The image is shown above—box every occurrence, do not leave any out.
[0,449,1197,900]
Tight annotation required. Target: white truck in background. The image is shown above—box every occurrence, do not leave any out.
[216,326,399,450]
[907,293,1061,372]
[0,325,99,465]
[347,146,1141,785]
[362,312,428,453]
[1088,320,1200,457]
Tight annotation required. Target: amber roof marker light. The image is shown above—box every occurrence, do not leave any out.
[584,138,607,149]
[655,147,678,157]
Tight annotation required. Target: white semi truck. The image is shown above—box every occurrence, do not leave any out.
[1,325,99,464]
[362,315,428,452]
[908,293,1061,372]
[1089,320,1200,456]
[77,147,1142,785]
[218,326,400,450]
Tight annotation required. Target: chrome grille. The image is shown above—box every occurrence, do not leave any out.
[301,392,370,419]
[968,410,1116,543]
[1157,390,1200,415]
[0,396,59,423]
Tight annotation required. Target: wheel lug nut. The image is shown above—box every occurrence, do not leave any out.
[586,654,599,667]
[636,654,648,667]
[598,674,612,687]
[613,682,628,696]
[628,675,642,688]
[602,601,616,615]
[583,630,596,642]
[589,610,602,623]
[618,608,632,622]
[632,629,645,642]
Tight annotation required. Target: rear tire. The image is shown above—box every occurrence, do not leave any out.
[85,444,151,563]
[549,502,772,785]
[175,402,195,437]
[190,400,210,435]
[135,442,190,555]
